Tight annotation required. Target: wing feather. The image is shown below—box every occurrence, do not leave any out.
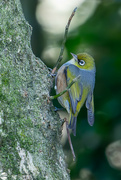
[86,93,94,126]
[65,64,83,114]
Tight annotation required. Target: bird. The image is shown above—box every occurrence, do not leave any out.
[55,52,96,134]
[54,52,96,160]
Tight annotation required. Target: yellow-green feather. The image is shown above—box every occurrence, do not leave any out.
[55,52,95,136]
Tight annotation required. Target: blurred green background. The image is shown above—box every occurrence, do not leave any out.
[20,0,121,179]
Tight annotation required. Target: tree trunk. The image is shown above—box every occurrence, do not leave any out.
[0,0,70,179]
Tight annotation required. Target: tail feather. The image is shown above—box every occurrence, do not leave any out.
[68,114,77,136]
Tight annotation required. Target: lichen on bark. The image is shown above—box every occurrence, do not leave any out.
[0,0,70,179]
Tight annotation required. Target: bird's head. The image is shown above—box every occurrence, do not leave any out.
[71,52,95,71]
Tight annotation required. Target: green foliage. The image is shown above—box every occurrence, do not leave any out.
[66,1,121,180]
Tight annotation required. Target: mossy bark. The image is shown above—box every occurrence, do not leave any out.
[0,0,70,179]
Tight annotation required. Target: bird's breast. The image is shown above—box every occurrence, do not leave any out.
[79,69,95,90]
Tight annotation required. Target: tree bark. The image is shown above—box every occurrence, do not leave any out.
[0,0,70,179]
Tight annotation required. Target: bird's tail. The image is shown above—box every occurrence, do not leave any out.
[68,113,77,136]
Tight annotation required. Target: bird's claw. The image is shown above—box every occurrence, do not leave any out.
[48,67,56,77]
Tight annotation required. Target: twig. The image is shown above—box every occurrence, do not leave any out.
[51,7,77,75]
[50,74,80,100]
[66,119,76,161]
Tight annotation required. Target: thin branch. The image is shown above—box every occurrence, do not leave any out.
[66,120,76,161]
[51,7,77,75]
[50,75,80,100]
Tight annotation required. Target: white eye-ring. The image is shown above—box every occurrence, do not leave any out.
[79,60,85,66]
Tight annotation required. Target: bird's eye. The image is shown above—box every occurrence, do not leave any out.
[79,60,85,66]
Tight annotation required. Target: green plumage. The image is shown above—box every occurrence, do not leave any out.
[55,53,96,136]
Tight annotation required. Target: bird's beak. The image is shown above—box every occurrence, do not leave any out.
[70,53,78,61]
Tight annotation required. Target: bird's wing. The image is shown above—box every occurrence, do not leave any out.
[65,64,83,114]
[86,92,94,126]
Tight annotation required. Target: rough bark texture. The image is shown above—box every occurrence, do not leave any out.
[0,0,70,179]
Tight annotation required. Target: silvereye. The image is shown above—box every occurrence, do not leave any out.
[55,52,96,136]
